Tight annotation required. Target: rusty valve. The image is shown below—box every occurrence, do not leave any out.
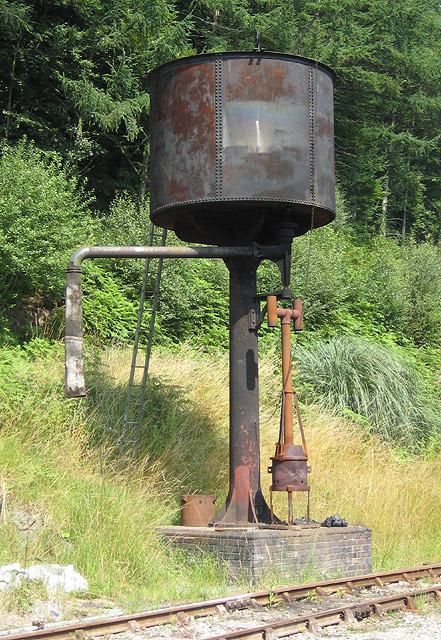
[266,296,310,526]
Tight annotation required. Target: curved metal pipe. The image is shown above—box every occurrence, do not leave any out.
[68,244,263,269]
[65,244,287,398]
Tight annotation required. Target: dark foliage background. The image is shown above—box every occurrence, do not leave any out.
[1,0,441,451]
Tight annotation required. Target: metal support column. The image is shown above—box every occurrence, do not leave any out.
[213,257,272,525]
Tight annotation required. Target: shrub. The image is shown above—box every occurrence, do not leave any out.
[0,140,94,302]
[82,263,138,343]
[95,193,152,300]
[90,195,230,347]
[0,140,95,342]
[296,335,441,452]
[358,238,441,346]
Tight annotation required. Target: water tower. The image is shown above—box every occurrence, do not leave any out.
[65,49,336,525]
[148,50,335,524]
[65,46,372,581]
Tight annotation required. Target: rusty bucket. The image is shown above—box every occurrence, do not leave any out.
[180,495,216,527]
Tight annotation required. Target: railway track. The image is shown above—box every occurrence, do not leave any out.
[3,564,441,640]
[202,585,441,639]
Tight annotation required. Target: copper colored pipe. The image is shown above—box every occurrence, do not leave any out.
[281,310,294,446]
[267,295,278,327]
[266,298,302,449]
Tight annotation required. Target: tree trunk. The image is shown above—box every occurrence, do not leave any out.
[380,113,396,237]
[138,147,149,205]
[5,42,20,141]
[401,114,415,242]
[401,167,409,243]
[380,173,389,237]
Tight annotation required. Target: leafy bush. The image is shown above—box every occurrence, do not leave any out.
[0,140,94,301]
[2,146,441,355]
[82,263,138,342]
[255,226,355,337]
[255,227,441,350]
[358,238,441,346]
[5,579,48,614]
[95,194,152,300]
[0,140,95,342]
[158,256,229,347]
[296,336,441,452]
[291,228,355,329]
[91,194,230,347]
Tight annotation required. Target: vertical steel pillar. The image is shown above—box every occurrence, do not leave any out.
[213,257,272,524]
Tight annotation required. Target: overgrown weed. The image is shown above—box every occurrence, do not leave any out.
[295,336,441,452]
[3,578,48,614]
[1,342,441,608]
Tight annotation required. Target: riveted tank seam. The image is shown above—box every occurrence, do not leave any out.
[147,50,337,83]
[309,66,315,203]
[214,55,223,199]
[152,197,334,210]
[148,53,336,244]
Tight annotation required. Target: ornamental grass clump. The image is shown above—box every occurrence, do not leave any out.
[296,336,441,453]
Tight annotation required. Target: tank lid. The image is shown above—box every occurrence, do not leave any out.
[147,50,336,87]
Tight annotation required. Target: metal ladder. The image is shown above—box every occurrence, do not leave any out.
[119,223,167,457]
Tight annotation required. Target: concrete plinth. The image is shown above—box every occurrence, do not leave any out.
[157,524,372,583]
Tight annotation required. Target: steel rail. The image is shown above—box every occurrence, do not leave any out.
[203,585,441,639]
[3,564,441,640]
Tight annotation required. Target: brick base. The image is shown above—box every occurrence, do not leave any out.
[157,524,372,583]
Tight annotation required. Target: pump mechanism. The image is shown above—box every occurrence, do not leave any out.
[267,295,310,525]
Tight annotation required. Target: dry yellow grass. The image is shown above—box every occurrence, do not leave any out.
[113,345,441,571]
[301,410,441,568]
[2,341,441,606]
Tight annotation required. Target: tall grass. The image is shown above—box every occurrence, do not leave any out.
[124,344,441,570]
[146,344,441,570]
[295,336,441,452]
[0,344,229,608]
[1,341,441,610]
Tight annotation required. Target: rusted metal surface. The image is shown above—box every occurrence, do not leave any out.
[67,50,336,530]
[204,586,441,639]
[65,268,86,398]
[67,244,272,269]
[266,297,310,524]
[270,444,309,492]
[181,495,217,527]
[67,48,337,533]
[149,51,335,246]
[213,258,272,524]
[266,297,303,448]
[292,297,303,331]
[5,564,441,640]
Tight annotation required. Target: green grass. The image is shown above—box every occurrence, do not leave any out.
[296,336,441,453]
[1,339,441,613]
[0,343,230,608]
[4,579,48,614]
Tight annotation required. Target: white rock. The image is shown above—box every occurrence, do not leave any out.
[24,564,88,594]
[0,563,88,594]
[0,563,22,590]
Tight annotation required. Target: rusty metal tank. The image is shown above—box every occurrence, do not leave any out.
[148,51,335,246]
